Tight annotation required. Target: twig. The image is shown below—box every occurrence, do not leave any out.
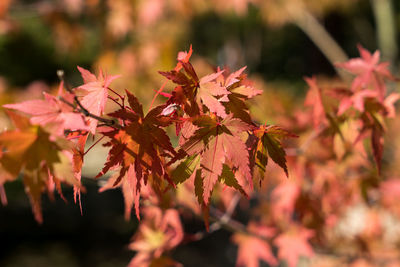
[285,126,325,157]
[287,5,351,82]
[57,70,122,129]
[84,135,106,155]
[188,193,267,242]
[58,96,121,128]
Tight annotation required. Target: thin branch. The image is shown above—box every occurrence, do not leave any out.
[58,96,121,128]
[57,70,122,129]
[84,135,106,155]
[287,6,351,82]
[285,126,324,157]
[188,193,269,242]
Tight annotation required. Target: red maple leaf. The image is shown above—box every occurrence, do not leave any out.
[160,61,231,118]
[96,90,176,218]
[99,164,142,220]
[178,114,253,205]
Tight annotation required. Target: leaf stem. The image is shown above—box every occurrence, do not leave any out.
[84,135,106,156]
[149,80,168,112]
[108,95,124,109]
[107,87,125,102]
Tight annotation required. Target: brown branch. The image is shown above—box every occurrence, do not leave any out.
[184,193,274,243]
[57,70,122,129]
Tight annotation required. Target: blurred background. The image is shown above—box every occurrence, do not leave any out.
[0,0,399,266]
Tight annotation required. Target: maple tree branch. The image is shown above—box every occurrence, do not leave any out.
[286,126,324,156]
[58,96,122,129]
[192,193,242,239]
[288,6,351,82]
[57,70,122,129]
[186,193,272,243]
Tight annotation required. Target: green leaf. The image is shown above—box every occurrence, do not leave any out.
[263,133,288,177]
[219,164,246,196]
[194,169,203,205]
[171,155,200,184]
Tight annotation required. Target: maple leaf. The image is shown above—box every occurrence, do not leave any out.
[171,154,200,185]
[271,181,300,220]
[379,178,400,217]
[274,226,314,267]
[176,45,193,70]
[149,46,194,112]
[128,206,183,266]
[232,222,278,267]
[304,77,327,130]
[71,133,89,214]
[3,82,89,136]
[76,66,121,133]
[178,114,252,205]
[160,62,231,118]
[99,164,142,220]
[0,149,15,206]
[0,112,80,223]
[197,71,231,118]
[218,66,262,124]
[383,93,400,118]
[251,125,297,179]
[96,90,175,217]
[336,45,395,99]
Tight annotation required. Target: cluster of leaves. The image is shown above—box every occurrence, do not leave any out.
[1,44,399,267]
[0,46,297,265]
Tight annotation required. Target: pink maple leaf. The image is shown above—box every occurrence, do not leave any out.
[198,70,231,118]
[76,66,121,134]
[336,45,395,100]
[271,181,300,220]
[304,77,327,130]
[233,222,278,267]
[4,82,89,136]
[274,226,314,267]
